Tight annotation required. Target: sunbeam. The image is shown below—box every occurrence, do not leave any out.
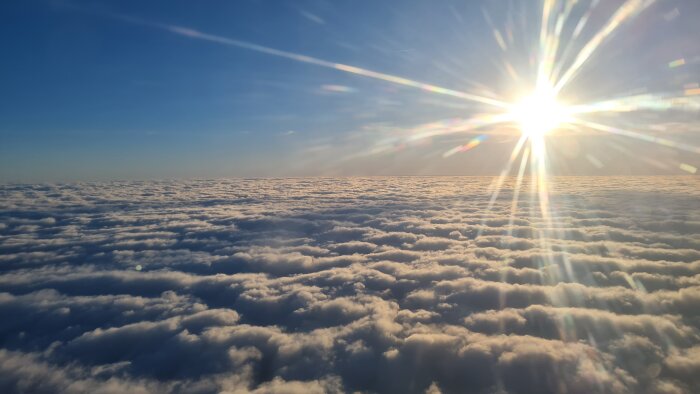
[83,8,511,109]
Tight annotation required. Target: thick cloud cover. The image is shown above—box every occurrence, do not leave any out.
[1,177,699,393]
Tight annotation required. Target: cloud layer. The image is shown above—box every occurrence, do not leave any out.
[1,177,699,393]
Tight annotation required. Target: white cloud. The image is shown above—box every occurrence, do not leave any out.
[0,177,699,393]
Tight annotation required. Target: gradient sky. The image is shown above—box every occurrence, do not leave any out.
[1,0,699,181]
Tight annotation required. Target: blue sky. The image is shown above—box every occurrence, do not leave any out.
[1,0,698,181]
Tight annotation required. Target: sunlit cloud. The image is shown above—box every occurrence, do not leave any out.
[2,177,700,392]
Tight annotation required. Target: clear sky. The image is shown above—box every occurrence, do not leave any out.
[1,0,699,181]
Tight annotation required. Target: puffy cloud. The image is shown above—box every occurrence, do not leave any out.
[0,177,699,393]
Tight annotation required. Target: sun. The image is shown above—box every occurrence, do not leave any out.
[511,88,568,139]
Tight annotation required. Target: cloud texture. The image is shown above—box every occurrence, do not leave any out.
[1,177,700,393]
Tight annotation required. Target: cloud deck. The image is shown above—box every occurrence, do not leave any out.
[1,177,699,393]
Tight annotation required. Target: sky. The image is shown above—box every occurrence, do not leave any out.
[1,0,699,181]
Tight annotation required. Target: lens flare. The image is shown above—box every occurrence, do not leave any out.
[92,1,699,185]
[511,88,568,140]
[95,1,700,257]
[84,2,700,385]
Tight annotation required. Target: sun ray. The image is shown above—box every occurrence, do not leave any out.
[569,93,700,114]
[571,119,700,154]
[406,113,515,142]
[506,145,531,237]
[550,0,598,84]
[478,134,530,238]
[486,134,529,212]
[83,8,511,110]
[553,0,657,94]
[536,0,560,90]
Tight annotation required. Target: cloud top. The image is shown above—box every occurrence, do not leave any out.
[1,177,699,393]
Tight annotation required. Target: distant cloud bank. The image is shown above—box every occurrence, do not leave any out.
[1,177,699,393]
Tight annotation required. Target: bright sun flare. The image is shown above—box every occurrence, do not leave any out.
[512,89,568,139]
